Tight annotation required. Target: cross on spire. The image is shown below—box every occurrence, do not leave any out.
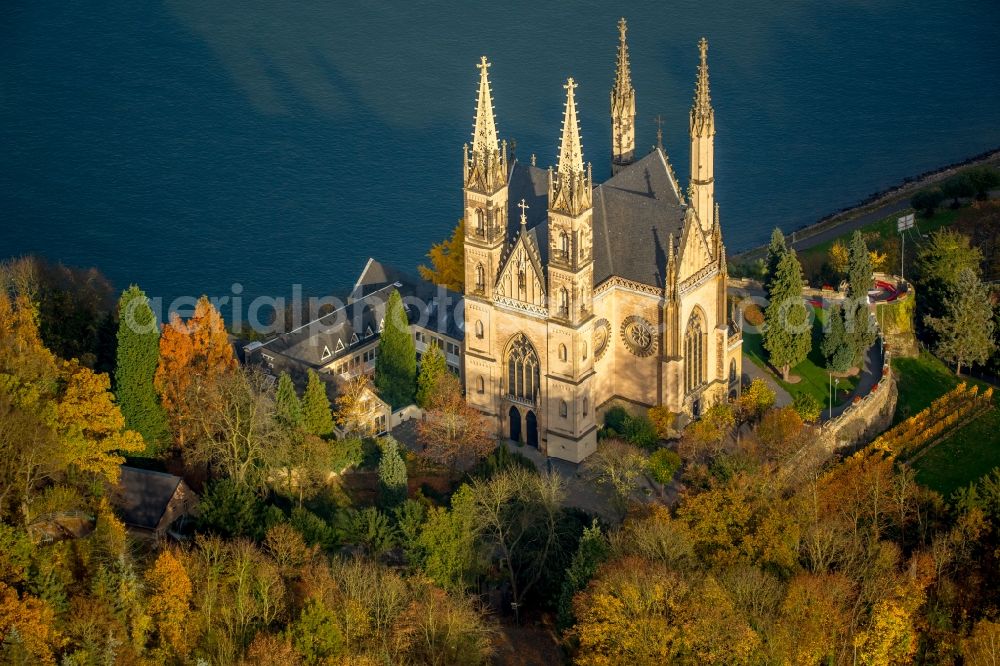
[557,77,584,175]
[614,17,632,94]
[518,199,529,225]
[653,114,664,150]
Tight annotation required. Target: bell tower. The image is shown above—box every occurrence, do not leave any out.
[463,56,509,301]
[689,38,715,232]
[545,78,597,461]
[610,17,636,175]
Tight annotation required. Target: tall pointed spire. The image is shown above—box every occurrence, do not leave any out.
[472,56,499,155]
[465,56,507,194]
[689,37,716,232]
[691,38,714,132]
[557,78,584,175]
[611,18,636,175]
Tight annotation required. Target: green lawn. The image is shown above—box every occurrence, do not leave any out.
[743,306,859,408]
[891,352,1000,496]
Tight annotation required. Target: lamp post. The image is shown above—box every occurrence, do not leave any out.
[829,372,833,420]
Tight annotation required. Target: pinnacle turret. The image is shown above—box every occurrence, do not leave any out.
[464,56,507,194]
[690,37,714,135]
[472,56,499,155]
[557,78,584,175]
[611,18,636,174]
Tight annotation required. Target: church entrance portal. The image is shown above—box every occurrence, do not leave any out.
[509,406,522,443]
[526,411,538,448]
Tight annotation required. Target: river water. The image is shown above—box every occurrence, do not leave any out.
[2,0,998,311]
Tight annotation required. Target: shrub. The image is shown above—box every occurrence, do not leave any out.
[792,393,822,422]
[604,405,630,432]
[623,414,659,450]
[743,304,765,327]
[646,449,682,485]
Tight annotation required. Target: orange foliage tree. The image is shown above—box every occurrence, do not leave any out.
[145,549,193,657]
[0,581,59,664]
[416,373,493,469]
[154,296,236,447]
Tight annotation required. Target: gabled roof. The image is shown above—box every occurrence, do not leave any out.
[506,147,687,290]
[259,259,464,369]
[115,467,187,530]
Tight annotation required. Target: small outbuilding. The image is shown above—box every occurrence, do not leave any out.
[113,466,198,538]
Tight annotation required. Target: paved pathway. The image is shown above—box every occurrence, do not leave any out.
[741,353,793,407]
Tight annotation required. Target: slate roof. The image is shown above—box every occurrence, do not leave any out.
[258,259,463,368]
[115,467,185,530]
[506,148,687,289]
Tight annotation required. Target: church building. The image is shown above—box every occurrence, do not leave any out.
[462,20,743,462]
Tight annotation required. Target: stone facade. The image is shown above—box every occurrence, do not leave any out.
[461,24,742,462]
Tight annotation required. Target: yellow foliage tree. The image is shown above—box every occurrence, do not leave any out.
[418,220,465,292]
[55,360,144,483]
[145,549,193,657]
[870,249,888,272]
[647,405,676,439]
[829,240,850,276]
[853,581,925,665]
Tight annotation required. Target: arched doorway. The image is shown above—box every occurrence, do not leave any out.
[509,406,522,443]
[526,411,538,448]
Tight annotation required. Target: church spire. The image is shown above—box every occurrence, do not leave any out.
[472,56,498,155]
[550,78,592,217]
[611,18,636,175]
[688,38,716,231]
[464,56,507,194]
[557,78,584,175]
[691,38,714,135]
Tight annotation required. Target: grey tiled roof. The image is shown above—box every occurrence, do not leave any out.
[506,148,686,289]
[258,259,463,369]
[115,467,183,530]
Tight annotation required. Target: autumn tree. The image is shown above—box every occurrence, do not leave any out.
[374,290,417,408]
[647,405,676,439]
[145,549,193,658]
[763,250,811,380]
[187,367,286,490]
[417,373,494,469]
[736,378,776,424]
[581,439,647,519]
[468,467,565,623]
[415,341,448,409]
[114,284,169,454]
[755,406,805,460]
[302,369,334,438]
[154,296,236,447]
[828,240,850,276]
[925,267,996,374]
[418,219,465,292]
[0,581,58,665]
[333,373,377,438]
[683,402,735,460]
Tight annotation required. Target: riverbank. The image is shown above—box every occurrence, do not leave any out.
[732,146,1000,263]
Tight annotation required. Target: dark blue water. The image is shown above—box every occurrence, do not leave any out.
[2,1,999,310]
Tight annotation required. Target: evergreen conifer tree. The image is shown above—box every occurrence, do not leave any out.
[763,250,812,380]
[114,285,169,455]
[926,268,996,375]
[415,341,448,409]
[847,230,874,300]
[845,300,878,366]
[275,372,303,431]
[374,290,417,408]
[821,304,854,373]
[377,435,408,509]
[763,228,788,298]
[301,369,334,437]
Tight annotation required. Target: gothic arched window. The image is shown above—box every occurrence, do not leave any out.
[477,376,485,393]
[729,358,737,384]
[475,264,485,291]
[475,209,485,235]
[560,231,570,260]
[582,341,588,360]
[506,334,540,403]
[475,320,484,339]
[558,343,567,362]
[559,400,568,418]
[583,396,589,415]
[558,288,569,317]
[685,310,705,393]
